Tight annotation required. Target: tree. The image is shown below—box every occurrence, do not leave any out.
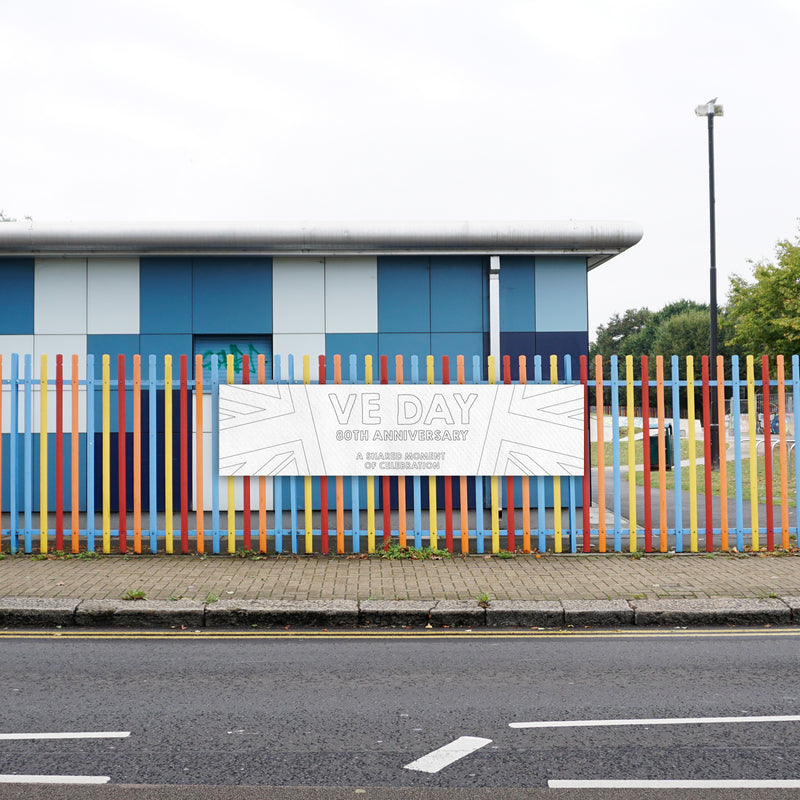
[651,308,712,361]
[726,233,800,355]
[590,299,712,359]
[589,307,653,359]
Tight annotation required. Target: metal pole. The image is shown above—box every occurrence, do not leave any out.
[706,108,720,469]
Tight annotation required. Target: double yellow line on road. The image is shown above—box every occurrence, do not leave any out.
[0,629,798,641]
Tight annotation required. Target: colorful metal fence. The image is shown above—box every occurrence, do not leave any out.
[1,352,798,555]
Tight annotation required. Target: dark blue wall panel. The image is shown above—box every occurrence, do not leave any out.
[535,331,589,380]
[0,258,34,334]
[192,257,272,334]
[497,332,537,380]
[140,257,192,334]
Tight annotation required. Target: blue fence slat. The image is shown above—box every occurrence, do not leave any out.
[411,356,422,547]
[349,354,361,553]
[210,355,220,554]
[564,355,577,553]
[731,355,744,551]
[148,355,158,554]
[794,356,800,535]
[272,354,283,554]
[86,355,95,551]
[670,356,683,552]
[610,356,621,552]
[9,354,19,553]
[23,355,32,553]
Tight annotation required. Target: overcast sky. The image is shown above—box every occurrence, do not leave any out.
[2,0,798,337]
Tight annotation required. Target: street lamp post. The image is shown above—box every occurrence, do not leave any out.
[695,98,723,469]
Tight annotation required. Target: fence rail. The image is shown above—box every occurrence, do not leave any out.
[1,352,798,556]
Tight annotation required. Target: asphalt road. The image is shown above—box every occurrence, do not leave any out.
[1,629,800,798]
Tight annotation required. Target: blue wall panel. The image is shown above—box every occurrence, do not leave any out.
[430,256,485,333]
[377,333,431,381]
[0,258,34,334]
[192,257,272,334]
[534,256,588,332]
[325,333,379,382]
[140,334,194,361]
[377,257,430,333]
[140,257,192,334]
[431,332,484,382]
[499,256,535,332]
[1,433,88,515]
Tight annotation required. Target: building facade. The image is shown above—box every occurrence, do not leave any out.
[0,220,641,514]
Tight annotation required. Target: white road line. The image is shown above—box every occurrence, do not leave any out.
[403,736,492,773]
[549,779,800,789]
[0,731,130,740]
[0,775,110,784]
[510,714,800,729]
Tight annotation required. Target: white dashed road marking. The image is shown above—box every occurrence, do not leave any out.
[0,774,110,784]
[404,736,492,773]
[549,780,800,789]
[510,714,800,729]
[0,731,130,740]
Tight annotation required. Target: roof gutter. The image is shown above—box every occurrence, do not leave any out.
[0,220,642,269]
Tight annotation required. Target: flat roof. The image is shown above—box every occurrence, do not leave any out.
[0,220,642,269]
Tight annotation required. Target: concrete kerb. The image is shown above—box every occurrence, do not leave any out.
[2,597,800,628]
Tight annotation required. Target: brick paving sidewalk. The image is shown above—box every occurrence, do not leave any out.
[2,552,800,603]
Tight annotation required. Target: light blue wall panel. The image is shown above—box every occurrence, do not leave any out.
[377,332,431,382]
[0,258,34,334]
[88,258,140,334]
[192,257,272,334]
[499,256,535,333]
[377,257,430,333]
[272,333,325,380]
[140,258,192,334]
[325,333,379,382]
[430,256,485,333]
[430,332,484,382]
[273,257,325,334]
[34,259,87,334]
[534,256,588,332]
[325,257,378,333]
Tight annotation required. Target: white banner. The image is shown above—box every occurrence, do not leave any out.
[218,384,584,477]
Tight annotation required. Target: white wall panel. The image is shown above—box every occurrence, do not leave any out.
[192,394,272,511]
[272,333,326,379]
[272,257,325,333]
[0,335,33,433]
[325,256,378,333]
[32,335,88,433]
[34,259,87,334]
[88,258,140,334]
